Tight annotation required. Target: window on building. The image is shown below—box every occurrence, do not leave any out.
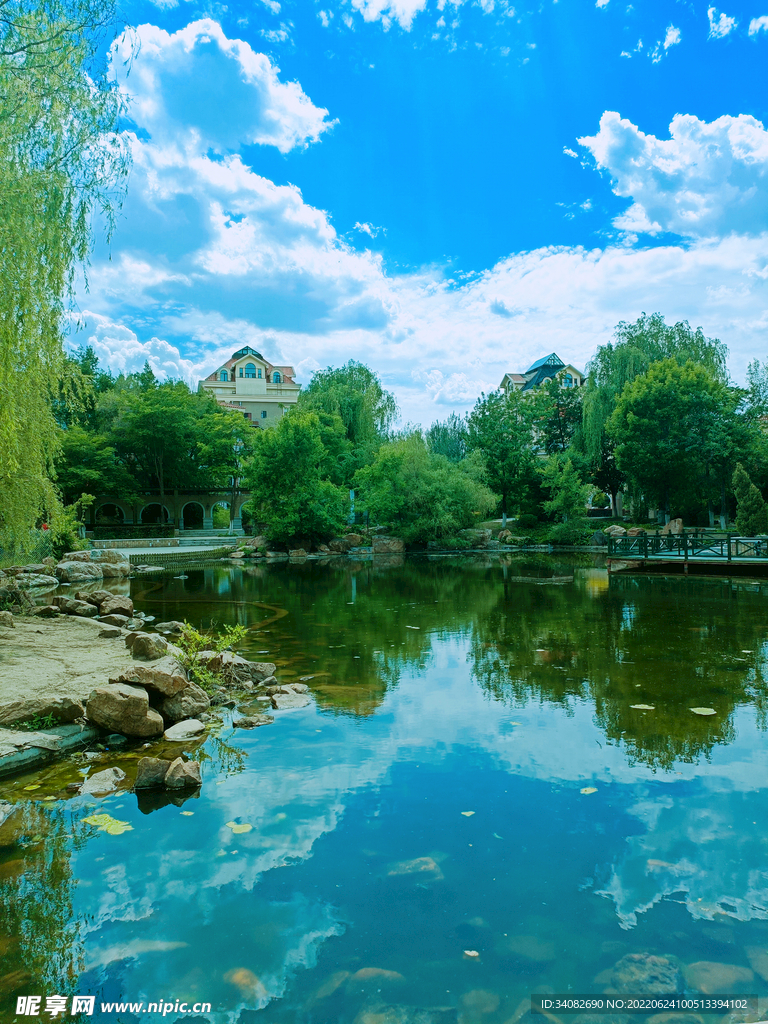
[564,374,573,387]
[243,412,251,420]
[239,367,243,377]
[219,370,228,381]
[261,410,267,419]
[273,371,281,383]
[245,363,256,378]
[258,369,262,378]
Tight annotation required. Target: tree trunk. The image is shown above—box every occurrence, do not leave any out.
[157,460,165,526]
[708,501,715,528]
[501,492,507,529]
[720,480,727,530]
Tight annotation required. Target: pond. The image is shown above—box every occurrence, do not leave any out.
[1,555,768,1023]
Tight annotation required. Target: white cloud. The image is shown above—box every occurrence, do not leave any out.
[579,110,768,239]
[260,24,292,43]
[650,24,680,62]
[110,21,334,155]
[748,14,768,34]
[318,8,333,25]
[708,7,738,38]
[349,0,428,30]
[596,0,610,9]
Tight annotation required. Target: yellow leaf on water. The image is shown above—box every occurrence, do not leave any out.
[580,787,598,795]
[24,785,40,791]
[463,950,480,958]
[461,811,475,817]
[181,811,194,816]
[82,813,133,835]
[690,707,717,716]
[225,821,253,834]
[630,704,655,710]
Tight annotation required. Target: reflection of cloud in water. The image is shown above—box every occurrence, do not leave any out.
[596,783,768,928]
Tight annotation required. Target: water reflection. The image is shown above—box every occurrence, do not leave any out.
[1,557,767,1022]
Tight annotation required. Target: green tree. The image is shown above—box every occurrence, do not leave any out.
[54,425,137,505]
[535,376,584,455]
[354,434,497,545]
[298,361,398,479]
[607,359,740,520]
[242,411,350,544]
[0,0,129,555]
[425,413,469,462]
[467,388,538,526]
[732,463,768,536]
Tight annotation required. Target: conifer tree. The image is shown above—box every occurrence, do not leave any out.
[732,464,768,536]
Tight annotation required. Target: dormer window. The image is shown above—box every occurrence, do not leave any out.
[219,370,228,381]
[273,371,281,383]
[245,363,256,378]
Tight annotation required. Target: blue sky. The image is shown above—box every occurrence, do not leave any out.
[77,0,768,423]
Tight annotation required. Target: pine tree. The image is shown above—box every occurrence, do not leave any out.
[732,463,768,536]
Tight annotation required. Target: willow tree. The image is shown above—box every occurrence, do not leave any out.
[0,0,129,556]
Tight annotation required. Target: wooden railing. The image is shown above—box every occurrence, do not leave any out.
[128,546,236,567]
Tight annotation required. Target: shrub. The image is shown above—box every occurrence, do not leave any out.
[515,513,539,529]
[733,463,768,536]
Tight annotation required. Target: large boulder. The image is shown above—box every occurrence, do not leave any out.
[86,683,164,738]
[100,594,134,617]
[55,561,103,583]
[100,562,131,578]
[328,534,365,553]
[270,691,311,710]
[0,696,84,727]
[32,605,59,618]
[372,536,405,554]
[80,766,126,796]
[155,621,185,634]
[15,573,59,589]
[611,953,683,995]
[233,713,274,728]
[604,524,627,537]
[164,757,202,789]
[0,611,13,628]
[22,563,49,574]
[160,681,210,722]
[60,550,92,562]
[135,756,172,789]
[100,614,129,627]
[458,528,492,547]
[112,656,189,697]
[661,517,684,536]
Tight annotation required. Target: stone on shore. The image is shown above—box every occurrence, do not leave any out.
[164,719,205,741]
[99,626,123,639]
[372,536,405,554]
[100,614,129,627]
[611,953,682,994]
[0,611,13,628]
[32,605,60,618]
[130,633,170,661]
[112,655,188,697]
[80,766,126,795]
[86,683,165,738]
[134,756,172,789]
[160,681,210,722]
[51,597,100,617]
[15,573,59,589]
[164,757,202,789]
[0,696,84,727]
[100,595,134,617]
[202,651,276,686]
[155,621,184,633]
[270,691,311,710]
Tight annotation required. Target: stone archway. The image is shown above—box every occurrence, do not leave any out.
[95,502,126,525]
[211,500,231,530]
[182,501,205,530]
[140,503,171,525]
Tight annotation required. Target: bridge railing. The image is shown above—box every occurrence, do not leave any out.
[608,532,768,560]
[128,546,236,568]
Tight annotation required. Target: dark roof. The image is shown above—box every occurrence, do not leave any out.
[232,346,264,360]
[526,353,564,374]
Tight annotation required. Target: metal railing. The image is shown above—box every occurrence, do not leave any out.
[608,532,768,561]
[128,546,237,567]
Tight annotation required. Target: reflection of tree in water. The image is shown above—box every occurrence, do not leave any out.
[0,804,84,1003]
[470,570,768,770]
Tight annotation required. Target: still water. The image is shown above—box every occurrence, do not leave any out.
[2,555,768,1023]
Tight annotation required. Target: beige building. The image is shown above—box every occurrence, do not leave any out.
[500,353,584,393]
[199,346,300,425]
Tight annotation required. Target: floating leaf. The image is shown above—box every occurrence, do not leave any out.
[23,785,40,791]
[460,811,475,817]
[580,787,598,795]
[181,811,194,816]
[493,833,504,839]
[405,625,420,630]
[83,813,133,835]
[630,704,655,710]
[463,950,480,958]
[226,821,253,834]
[690,707,717,716]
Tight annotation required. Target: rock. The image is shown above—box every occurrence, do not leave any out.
[75,590,100,605]
[131,633,170,661]
[86,683,165,738]
[100,594,134,617]
[0,696,84,727]
[259,675,277,687]
[329,534,365,553]
[164,719,205,741]
[349,968,405,984]
[112,656,189,697]
[372,536,405,554]
[60,550,92,562]
[458,528,493,547]
[591,531,609,547]
[90,589,117,606]
[683,962,754,995]
[228,550,245,559]
[22,563,49,574]
[270,691,311,710]
[104,733,129,748]
[233,714,274,728]
[288,682,309,693]
[627,527,646,536]
[31,605,59,618]
[497,934,556,962]
[99,626,123,639]
[745,947,768,983]
[100,614,129,627]
[100,562,131,578]
[164,757,202,789]
[160,681,210,722]
[289,548,307,558]
[125,618,144,629]
[15,573,59,589]
[661,518,684,536]
[55,561,103,582]
[0,611,13,628]
[134,756,171,789]
[459,990,500,1016]
[604,524,627,536]
[611,953,683,994]
[204,651,276,686]
[155,621,184,633]
[80,766,126,795]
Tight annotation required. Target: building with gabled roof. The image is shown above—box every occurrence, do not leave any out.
[199,346,300,426]
[500,353,584,393]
